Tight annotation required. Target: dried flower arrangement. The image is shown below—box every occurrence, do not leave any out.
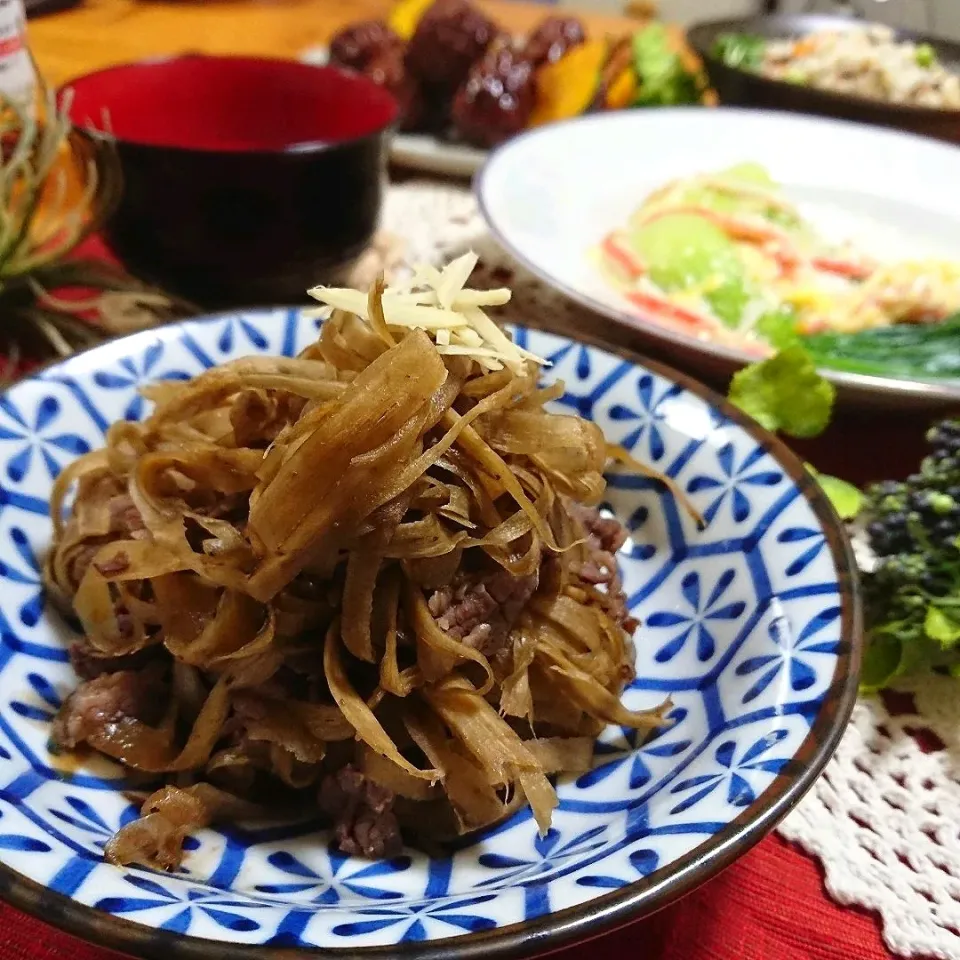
[0,80,195,381]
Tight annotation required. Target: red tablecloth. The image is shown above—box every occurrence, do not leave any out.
[8,237,940,960]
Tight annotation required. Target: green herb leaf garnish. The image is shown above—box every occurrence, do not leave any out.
[728,344,835,437]
[805,464,863,520]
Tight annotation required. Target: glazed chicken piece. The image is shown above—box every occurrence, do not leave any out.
[405,0,497,91]
[329,20,404,72]
[451,40,536,147]
[524,15,586,68]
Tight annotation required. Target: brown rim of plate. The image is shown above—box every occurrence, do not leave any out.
[0,312,864,960]
[474,108,960,410]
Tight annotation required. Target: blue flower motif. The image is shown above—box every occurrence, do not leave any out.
[607,374,683,463]
[588,500,656,566]
[646,569,746,663]
[777,526,827,577]
[581,707,691,790]
[0,394,89,483]
[0,527,45,626]
[476,826,608,887]
[576,847,660,889]
[47,795,145,852]
[96,875,266,933]
[255,848,410,903]
[735,607,841,704]
[217,316,269,354]
[686,443,782,524]
[50,796,112,838]
[0,807,50,853]
[93,342,190,420]
[544,341,592,382]
[331,894,498,941]
[624,503,657,562]
[668,730,790,815]
[10,671,60,723]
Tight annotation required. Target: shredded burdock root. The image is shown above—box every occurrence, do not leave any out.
[45,253,673,870]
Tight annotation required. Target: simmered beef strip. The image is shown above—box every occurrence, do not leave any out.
[319,765,402,859]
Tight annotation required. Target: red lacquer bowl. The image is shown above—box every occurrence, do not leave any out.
[63,55,399,307]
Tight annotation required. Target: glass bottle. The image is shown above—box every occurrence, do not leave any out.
[0,0,35,106]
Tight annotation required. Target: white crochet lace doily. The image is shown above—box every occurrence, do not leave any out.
[379,180,960,960]
[780,681,960,959]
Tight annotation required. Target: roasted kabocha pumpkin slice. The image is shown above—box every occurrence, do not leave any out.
[592,35,636,111]
[528,38,608,128]
[389,0,436,40]
[605,67,639,110]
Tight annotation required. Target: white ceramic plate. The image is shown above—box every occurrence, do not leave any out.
[475,107,960,410]
[300,45,486,177]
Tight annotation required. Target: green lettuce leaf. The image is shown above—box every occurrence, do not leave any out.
[633,24,705,107]
[711,32,766,71]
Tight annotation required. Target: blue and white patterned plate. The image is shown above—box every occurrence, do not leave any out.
[0,309,860,960]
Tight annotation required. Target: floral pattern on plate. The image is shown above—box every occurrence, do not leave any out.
[0,311,858,953]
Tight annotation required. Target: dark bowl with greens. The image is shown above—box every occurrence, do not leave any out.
[687,14,960,145]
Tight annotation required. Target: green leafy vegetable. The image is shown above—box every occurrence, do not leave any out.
[630,213,749,327]
[915,42,937,68]
[711,32,767,71]
[726,352,960,695]
[802,314,960,381]
[705,281,752,328]
[755,305,801,350]
[806,464,863,520]
[728,343,835,437]
[859,620,947,693]
[860,631,906,694]
[633,24,705,107]
[924,606,960,648]
[860,420,960,690]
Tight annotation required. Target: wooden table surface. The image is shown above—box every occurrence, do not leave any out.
[29,0,641,86]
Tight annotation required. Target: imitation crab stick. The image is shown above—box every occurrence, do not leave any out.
[601,235,646,280]
[625,290,714,332]
[811,256,875,281]
[640,205,787,243]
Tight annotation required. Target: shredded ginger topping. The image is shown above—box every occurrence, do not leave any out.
[307,252,548,375]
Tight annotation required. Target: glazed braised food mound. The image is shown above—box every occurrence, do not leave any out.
[327,0,705,147]
[45,256,669,868]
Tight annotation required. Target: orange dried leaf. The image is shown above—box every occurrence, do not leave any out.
[529,39,608,128]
